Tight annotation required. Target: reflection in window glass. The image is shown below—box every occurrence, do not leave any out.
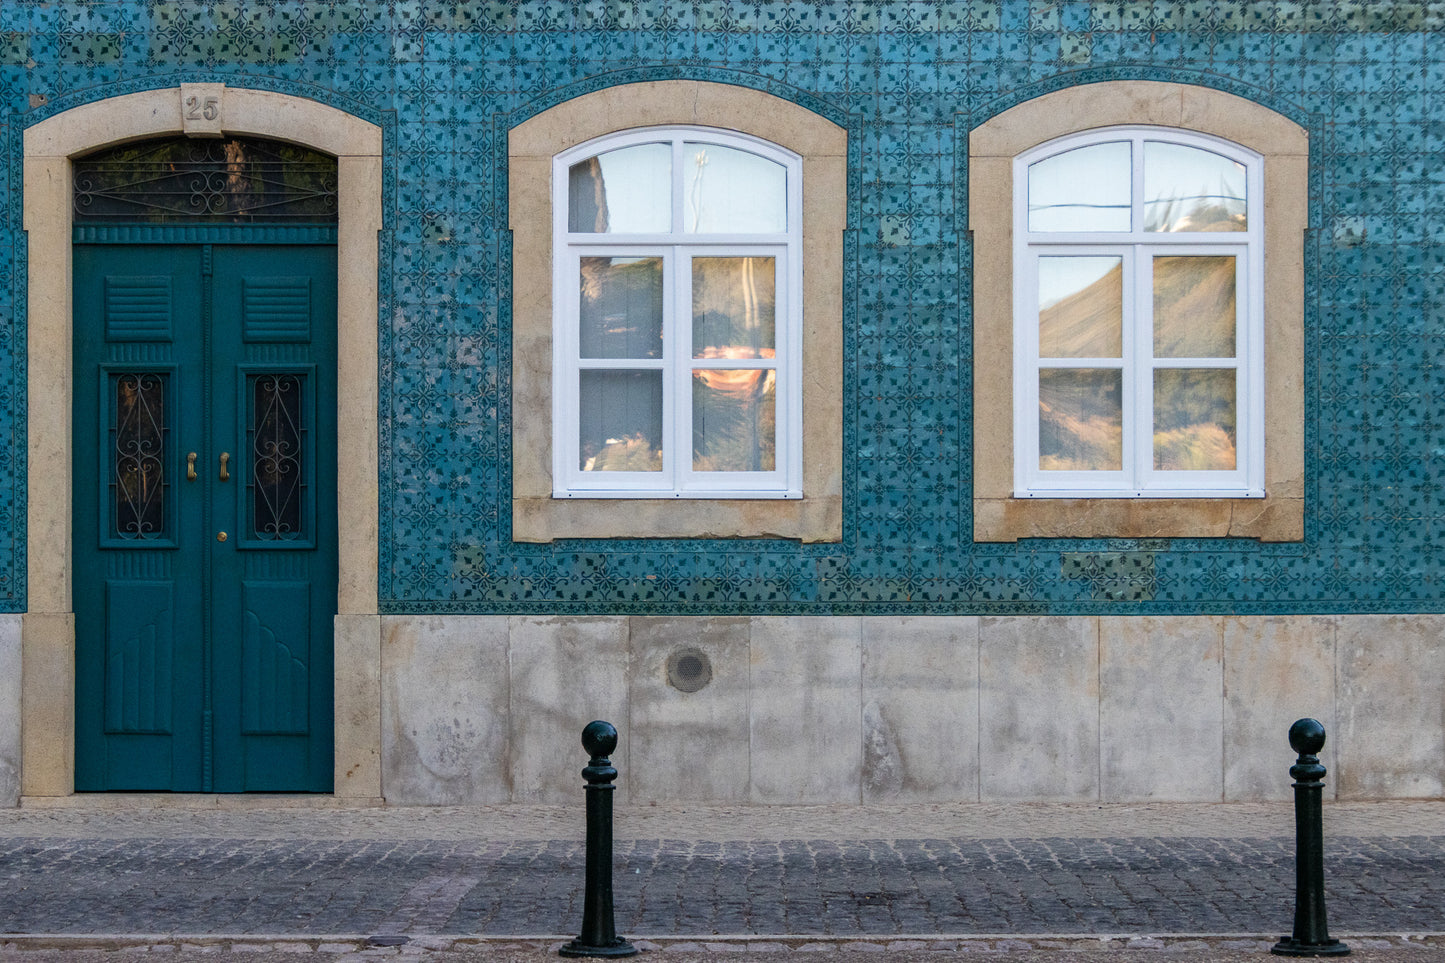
[1154,369,1236,470]
[1038,368,1122,470]
[1144,142,1246,232]
[693,369,776,471]
[693,256,775,360]
[1154,255,1236,358]
[568,143,671,233]
[579,371,664,471]
[683,143,787,233]
[1038,256,1123,358]
[1028,142,1131,232]
[579,257,664,359]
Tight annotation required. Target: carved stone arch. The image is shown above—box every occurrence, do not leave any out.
[21,86,383,799]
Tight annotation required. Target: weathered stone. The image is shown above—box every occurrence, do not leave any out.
[0,615,20,807]
[749,616,862,803]
[1223,615,1338,800]
[1100,616,1223,801]
[509,616,631,803]
[629,616,751,802]
[381,616,510,804]
[979,616,1099,801]
[1336,615,1445,799]
[861,616,979,802]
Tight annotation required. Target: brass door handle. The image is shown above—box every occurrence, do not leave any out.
[219,451,230,481]
[187,452,197,481]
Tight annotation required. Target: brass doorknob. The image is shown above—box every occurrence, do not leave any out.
[216,531,228,542]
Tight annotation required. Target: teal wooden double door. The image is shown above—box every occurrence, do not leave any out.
[74,238,337,792]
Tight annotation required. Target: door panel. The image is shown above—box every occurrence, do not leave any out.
[75,242,336,792]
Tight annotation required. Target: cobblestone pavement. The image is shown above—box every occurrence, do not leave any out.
[0,803,1440,942]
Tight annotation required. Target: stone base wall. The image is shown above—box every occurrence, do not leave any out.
[380,614,1445,805]
[0,615,19,806]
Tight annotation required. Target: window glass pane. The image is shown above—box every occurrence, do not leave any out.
[250,374,305,540]
[1144,142,1246,232]
[1154,255,1236,358]
[1154,369,1237,470]
[579,371,664,472]
[1039,369,1122,471]
[693,256,776,360]
[1028,142,1131,232]
[1039,256,1123,358]
[112,372,167,539]
[683,143,786,233]
[568,143,671,233]
[579,256,663,359]
[693,369,776,471]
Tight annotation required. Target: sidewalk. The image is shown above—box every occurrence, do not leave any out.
[0,801,1441,957]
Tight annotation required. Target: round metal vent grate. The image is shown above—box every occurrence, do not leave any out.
[665,647,713,693]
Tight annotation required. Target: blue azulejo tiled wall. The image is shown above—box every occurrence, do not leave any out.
[2,1,1441,616]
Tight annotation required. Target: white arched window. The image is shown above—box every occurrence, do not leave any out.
[1013,127,1264,498]
[551,127,803,498]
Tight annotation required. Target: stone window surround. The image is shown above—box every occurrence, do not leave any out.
[20,86,384,800]
[970,81,1307,542]
[509,81,846,542]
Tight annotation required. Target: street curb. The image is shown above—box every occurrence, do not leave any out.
[3,934,1444,954]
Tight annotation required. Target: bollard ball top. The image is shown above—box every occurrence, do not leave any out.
[581,719,619,757]
[1288,717,1326,756]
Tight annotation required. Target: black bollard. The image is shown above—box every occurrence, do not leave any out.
[1271,718,1350,957]
[559,720,638,959]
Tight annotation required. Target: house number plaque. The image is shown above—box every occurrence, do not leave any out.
[181,83,225,137]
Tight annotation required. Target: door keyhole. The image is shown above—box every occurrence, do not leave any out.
[187,452,197,481]
[219,451,230,481]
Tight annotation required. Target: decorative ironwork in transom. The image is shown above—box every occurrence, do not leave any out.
[74,137,338,223]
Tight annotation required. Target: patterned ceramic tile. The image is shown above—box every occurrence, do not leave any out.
[3,0,1443,615]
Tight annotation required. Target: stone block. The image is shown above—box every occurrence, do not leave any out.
[749,617,862,804]
[1100,616,1223,801]
[979,617,1098,801]
[1336,615,1445,799]
[1223,616,1337,800]
[20,613,74,797]
[509,616,631,803]
[0,615,20,806]
[334,614,381,799]
[381,616,510,805]
[628,617,751,802]
[861,616,979,802]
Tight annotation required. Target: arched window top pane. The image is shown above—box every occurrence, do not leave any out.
[1144,141,1247,232]
[682,142,786,233]
[73,136,337,223]
[1028,141,1131,232]
[567,142,671,233]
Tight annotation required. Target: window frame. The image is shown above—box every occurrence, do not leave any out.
[967,81,1308,542]
[1012,127,1265,499]
[508,80,847,543]
[551,127,804,499]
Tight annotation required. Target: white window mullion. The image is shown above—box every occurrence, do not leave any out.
[1130,245,1151,492]
[672,249,691,492]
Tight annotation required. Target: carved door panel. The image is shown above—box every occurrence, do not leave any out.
[74,242,337,792]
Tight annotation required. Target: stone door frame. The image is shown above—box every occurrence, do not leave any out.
[21,85,384,800]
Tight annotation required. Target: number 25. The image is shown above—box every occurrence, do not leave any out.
[185,95,219,121]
